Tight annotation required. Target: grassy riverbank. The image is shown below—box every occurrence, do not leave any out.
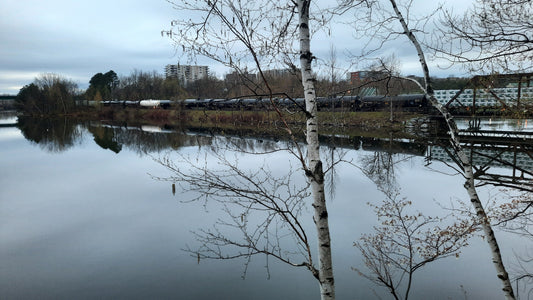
[90,107,419,127]
[41,107,426,140]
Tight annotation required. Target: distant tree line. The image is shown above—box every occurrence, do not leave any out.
[86,70,187,101]
[14,69,471,116]
[85,70,119,101]
[15,73,79,115]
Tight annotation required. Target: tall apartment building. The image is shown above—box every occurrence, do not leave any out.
[165,64,209,86]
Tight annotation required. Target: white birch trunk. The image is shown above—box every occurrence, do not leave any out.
[297,1,335,299]
[387,1,515,298]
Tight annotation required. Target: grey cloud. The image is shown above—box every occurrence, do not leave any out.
[0,0,473,94]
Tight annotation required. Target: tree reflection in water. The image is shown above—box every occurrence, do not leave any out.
[146,127,532,299]
[153,139,327,280]
[354,145,477,300]
[88,125,122,154]
[428,137,533,298]
[14,117,533,298]
[17,116,83,153]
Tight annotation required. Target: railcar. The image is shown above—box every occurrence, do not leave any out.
[139,99,172,108]
[96,94,430,113]
[357,94,428,112]
[317,95,359,111]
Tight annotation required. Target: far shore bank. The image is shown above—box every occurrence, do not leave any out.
[64,107,429,139]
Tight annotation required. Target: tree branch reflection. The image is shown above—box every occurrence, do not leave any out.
[153,145,324,280]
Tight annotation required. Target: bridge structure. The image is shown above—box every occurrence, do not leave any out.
[427,129,533,192]
[433,73,533,116]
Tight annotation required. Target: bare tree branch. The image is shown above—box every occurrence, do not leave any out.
[437,0,533,73]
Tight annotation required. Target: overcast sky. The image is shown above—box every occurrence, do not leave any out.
[0,0,474,95]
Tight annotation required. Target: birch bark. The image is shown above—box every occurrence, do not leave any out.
[297,1,335,299]
[388,0,515,298]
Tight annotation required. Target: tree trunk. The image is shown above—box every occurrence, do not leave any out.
[387,1,515,298]
[297,1,335,299]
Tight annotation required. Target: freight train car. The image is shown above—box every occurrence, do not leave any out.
[93,94,430,113]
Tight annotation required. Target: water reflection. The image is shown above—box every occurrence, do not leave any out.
[359,151,399,197]
[17,116,83,152]
[455,117,533,132]
[88,125,122,153]
[88,123,191,154]
[0,111,18,125]
[3,117,532,299]
[427,133,533,193]
[153,148,315,282]
[14,117,533,191]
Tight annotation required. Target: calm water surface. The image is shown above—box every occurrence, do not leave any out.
[0,116,531,299]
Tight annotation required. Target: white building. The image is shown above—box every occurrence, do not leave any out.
[434,87,533,107]
[165,64,209,87]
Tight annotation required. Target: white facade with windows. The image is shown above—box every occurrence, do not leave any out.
[165,64,209,87]
[434,87,533,107]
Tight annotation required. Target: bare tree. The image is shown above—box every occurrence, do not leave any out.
[354,147,477,299]
[354,191,476,300]
[513,247,533,300]
[15,73,79,115]
[366,55,402,121]
[493,189,533,299]
[298,1,335,297]
[337,0,517,298]
[443,187,533,298]
[438,0,533,73]
[316,44,345,96]
[163,1,335,299]
[114,70,186,100]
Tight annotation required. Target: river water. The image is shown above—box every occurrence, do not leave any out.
[0,115,532,299]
